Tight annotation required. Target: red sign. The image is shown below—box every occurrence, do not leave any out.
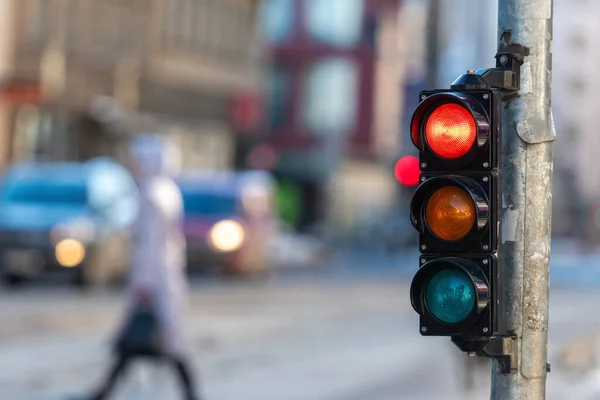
[0,82,44,106]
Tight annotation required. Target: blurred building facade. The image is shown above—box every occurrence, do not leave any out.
[552,0,600,240]
[260,0,400,232]
[433,0,497,89]
[0,0,263,172]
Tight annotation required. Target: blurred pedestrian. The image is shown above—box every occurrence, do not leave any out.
[76,134,201,400]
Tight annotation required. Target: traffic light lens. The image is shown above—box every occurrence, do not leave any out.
[425,103,476,159]
[426,269,475,324]
[426,186,475,241]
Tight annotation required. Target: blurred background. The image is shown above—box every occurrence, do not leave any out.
[1,0,600,399]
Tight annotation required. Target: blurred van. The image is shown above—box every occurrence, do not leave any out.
[176,170,275,276]
[0,159,139,287]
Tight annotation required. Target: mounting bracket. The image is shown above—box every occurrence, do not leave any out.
[479,336,518,374]
[450,52,524,92]
[451,335,518,374]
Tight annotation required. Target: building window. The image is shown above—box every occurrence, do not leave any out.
[181,0,196,48]
[569,76,586,95]
[164,0,195,50]
[25,0,52,45]
[195,0,211,50]
[362,13,378,49]
[305,0,364,47]
[267,66,291,130]
[164,0,181,46]
[162,0,255,61]
[92,1,122,54]
[563,125,580,140]
[12,107,53,162]
[260,0,294,44]
[570,31,588,52]
[127,4,150,56]
[66,0,83,50]
[206,0,224,54]
[302,58,359,136]
[223,3,244,58]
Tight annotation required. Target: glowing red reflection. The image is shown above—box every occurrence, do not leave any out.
[395,156,421,186]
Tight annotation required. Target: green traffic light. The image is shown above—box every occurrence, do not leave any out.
[425,269,476,324]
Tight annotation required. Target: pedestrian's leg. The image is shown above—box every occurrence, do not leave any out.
[90,354,131,400]
[172,357,201,400]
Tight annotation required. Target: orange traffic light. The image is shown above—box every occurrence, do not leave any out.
[425,186,476,241]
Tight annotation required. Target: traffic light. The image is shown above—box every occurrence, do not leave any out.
[394,155,420,187]
[408,82,501,339]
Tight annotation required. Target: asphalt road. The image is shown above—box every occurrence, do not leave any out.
[2,247,600,400]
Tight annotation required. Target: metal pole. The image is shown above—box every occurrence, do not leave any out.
[492,0,555,399]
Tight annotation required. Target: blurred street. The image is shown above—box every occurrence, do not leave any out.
[0,0,598,399]
[3,246,600,400]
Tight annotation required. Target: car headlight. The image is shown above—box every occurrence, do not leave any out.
[209,220,245,252]
[55,238,86,268]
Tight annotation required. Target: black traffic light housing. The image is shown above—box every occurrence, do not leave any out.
[408,73,503,341]
[406,52,524,373]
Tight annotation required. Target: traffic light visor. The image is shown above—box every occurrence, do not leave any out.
[425,103,476,159]
[426,186,475,241]
[411,117,420,147]
[425,268,476,324]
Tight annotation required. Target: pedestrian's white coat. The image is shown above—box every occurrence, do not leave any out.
[116,134,188,357]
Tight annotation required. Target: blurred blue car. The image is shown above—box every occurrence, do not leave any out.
[0,158,139,287]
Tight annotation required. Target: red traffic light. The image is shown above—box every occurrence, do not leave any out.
[410,92,492,170]
[395,156,420,186]
[425,103,476,159]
